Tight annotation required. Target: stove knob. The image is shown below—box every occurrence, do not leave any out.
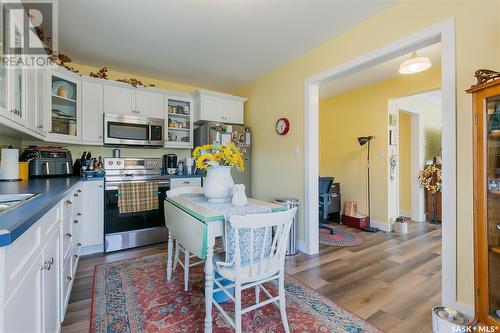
[108,161,113,165]
[117,161,121,165]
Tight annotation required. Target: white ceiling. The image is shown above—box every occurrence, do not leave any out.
[58,0,395,92]
[319,42,442,98]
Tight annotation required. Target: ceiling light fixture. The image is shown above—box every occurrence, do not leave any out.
[398,51,432,74]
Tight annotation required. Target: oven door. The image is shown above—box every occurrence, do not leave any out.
[104,180,169,252]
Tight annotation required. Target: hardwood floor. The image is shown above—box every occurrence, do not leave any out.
[62,222,441,333]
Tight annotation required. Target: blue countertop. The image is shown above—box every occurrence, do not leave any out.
[0,177,94,247]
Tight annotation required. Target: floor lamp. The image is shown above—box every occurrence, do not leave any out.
[357,136,379,233]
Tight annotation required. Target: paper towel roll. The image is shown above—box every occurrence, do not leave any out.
[0,148,20,180]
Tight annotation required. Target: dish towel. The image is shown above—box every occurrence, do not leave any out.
[180,193,273,264]
[117,181,159,214]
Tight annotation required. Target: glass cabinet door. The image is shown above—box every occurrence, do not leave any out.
[166,98,193,147]
[486,94,500,319]
[50,74,79,137]
[0,1,8,118]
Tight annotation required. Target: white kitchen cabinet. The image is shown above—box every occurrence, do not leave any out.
[81,180,104,254]
[46,69,82,141]
[82,80,104,143]
[170,177,202,188]
[103,85,135,115]
[104,85,164,119]
[193,90,247,125]
[136,90,164,118]
[25,67,47,136]
[165,96,193,148]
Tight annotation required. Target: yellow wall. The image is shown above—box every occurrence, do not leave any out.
[235,1,500,306]
[399,112,411,214]
[318,68,440,224]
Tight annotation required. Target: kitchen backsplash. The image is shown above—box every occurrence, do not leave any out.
[1,135,191,162]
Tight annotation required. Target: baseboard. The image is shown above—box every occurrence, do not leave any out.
[80,244,104,255]
[370,220,392,232]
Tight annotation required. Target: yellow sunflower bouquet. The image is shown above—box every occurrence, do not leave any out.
[192,142,245,172]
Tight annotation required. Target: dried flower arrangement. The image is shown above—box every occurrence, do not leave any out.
[89,66,109,79]
[418,163,442,224]
[418,163,442,193]
[116,77,156,88]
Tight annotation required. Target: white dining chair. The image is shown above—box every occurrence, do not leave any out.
[212,207,297,333]
[165,186,205,291]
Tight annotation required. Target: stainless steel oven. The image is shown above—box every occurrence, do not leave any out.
[104,158,169,252]
[104,113,164,147]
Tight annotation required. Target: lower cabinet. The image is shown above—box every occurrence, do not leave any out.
[0,181,90,332]
[81,180,104,254]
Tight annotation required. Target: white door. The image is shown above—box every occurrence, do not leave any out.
[82,181,104,247]
[103,85,135,115]
[201,95,225,122]
[135,90,164,118]
[82,81,104,143]
[223,99,244,124]
[2,253,43,333]
[42,229,61,333]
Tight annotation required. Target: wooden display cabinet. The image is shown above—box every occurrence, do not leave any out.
[468,69,500,327]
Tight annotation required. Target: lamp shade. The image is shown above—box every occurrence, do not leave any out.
[399,52,431,74]
[357,136,374,146]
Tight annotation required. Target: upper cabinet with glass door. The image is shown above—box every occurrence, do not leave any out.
[469,71,500,327]
[165,96,193,148]
[47,70,81,140]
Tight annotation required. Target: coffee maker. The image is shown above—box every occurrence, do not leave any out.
[163,154,177,174]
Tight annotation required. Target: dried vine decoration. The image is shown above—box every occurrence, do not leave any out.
[116,78,156,88]
[474,69,500,86]
[89,66,109,79]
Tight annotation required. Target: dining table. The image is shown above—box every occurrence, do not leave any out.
[164,193,286,333]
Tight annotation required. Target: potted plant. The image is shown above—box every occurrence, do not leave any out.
[393,216,409,234]
[418,163,442,224]
[193,142,244,202]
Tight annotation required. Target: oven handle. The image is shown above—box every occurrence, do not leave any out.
[105,180,170,191]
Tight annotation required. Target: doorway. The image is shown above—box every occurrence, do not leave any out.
[304,19,464,315]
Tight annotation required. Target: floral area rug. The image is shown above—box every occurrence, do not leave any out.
[319,224,365,247]
[90,252,381,333]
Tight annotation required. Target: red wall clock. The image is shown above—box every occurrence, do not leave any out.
[275,118,290,135]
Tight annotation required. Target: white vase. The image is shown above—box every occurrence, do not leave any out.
[203,166,234,203]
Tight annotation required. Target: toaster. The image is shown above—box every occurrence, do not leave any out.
[20,146,73,177]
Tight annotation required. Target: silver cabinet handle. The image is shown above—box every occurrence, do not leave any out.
[77,242,82,247]
[73,254,79,260]
[182,181,190,184]
[77,212,82,216]
[38,125,44,129]
[497,224,500,230]
[77,189,82,193]
[73,219,79,224]
[65,233,72,239]
[41,257,54,271]
[66,200,72,205]
[66,276,72,283]
[74,193,79,197]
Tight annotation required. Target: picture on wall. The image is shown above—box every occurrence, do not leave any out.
[389,129,398,146]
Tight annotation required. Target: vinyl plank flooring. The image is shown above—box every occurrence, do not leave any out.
[62,222,441,332]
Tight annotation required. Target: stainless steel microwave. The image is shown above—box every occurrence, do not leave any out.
[104,113,164,147]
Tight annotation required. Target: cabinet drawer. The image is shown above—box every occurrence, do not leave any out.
[41,205,60,239]
[170,177,202,188]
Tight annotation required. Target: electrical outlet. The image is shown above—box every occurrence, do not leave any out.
[293,145,300,156]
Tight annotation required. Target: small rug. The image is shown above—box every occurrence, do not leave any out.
[319,224,365,247]
[90,253,381,333]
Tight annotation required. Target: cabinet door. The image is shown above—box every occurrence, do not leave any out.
[2,253,43,333]
[135,90,164,118]
[82,81,104,143]
[82,181,104,247]
[223,99,244,124]
[26,68,38,132]
[201,95,225,122]
[48,71,81,140]
[36,69,47,136]
[103,85,135,115]
[42,228,61,333]
[7,9,26,126]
